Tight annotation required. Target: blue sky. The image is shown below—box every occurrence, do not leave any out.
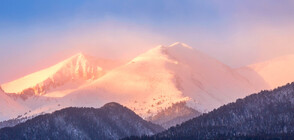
[1,0,294,83]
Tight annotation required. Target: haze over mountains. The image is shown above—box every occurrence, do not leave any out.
[74,42,266,117]
[0,42,292,128]
[248,55,294,89]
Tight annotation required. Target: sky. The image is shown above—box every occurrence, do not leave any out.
[1,0,294,83]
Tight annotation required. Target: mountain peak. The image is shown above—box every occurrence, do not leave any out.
[66,52,89,62]
[102,102,124,108]
[76,52,84,56]
[1,53,104,95]
[74,52,88,58]
[129,42,194,64]
[168,42,193,49]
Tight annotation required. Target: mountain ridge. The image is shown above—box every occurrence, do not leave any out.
[0,102,164,140]
[0,42,270,126]
[70,42,267,118]
[1,53,107,96]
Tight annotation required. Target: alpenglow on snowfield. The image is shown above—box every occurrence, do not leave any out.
[1,1,294,139]
[0,43,268,122]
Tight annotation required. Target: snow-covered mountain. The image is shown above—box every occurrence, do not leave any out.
[246,55,294,89]
[1,53,119,97]
[0,53,121,121]
[235,67,270,90]
[0,42,269,124]
[0,89,28,121]
[69,42,267,118]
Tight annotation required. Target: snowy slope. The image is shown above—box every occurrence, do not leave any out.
[0,43,270,122]
[1,53,112,96]
[69,42,264,118]
[0,89,28,121]
[248,54,294,89]
[0,53,122,121]
[236,67,270,90]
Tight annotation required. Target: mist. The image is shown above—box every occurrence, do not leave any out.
[0,21,170,84]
